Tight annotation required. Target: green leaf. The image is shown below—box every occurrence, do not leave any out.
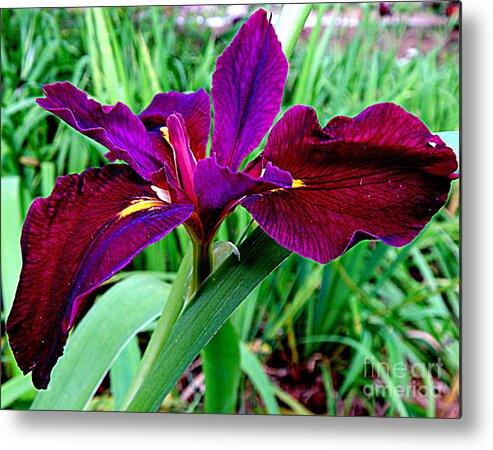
[202,320,240,413]
[1,176,23,318]
[270,384,313,415]
[240,343,280,414]
[31,274,171,410]
[1,374,36,409]
[338,331,372,396]
[125,228,291,411]
[274,4,312,61]
[109,336,141,410]
[40,161,55,197]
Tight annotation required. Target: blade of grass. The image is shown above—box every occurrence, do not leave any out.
[274,3,312,61]
[240,342,280,415]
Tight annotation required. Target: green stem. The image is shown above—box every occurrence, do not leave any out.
[192,240,241,414]
[190,240,213,296]
[201,320,240,413]
[120,250,192,410]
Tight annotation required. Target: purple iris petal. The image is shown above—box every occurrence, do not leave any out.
[242,104,458,264]
[146,130,176,170]
[139,89,211,161]
[211,9,288,171]
[166,113,197,202]
[37,82,163,181]
[194,156,291,240]
[6,164,193,389]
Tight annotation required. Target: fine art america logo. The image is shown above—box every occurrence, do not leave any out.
[362,358,444,399]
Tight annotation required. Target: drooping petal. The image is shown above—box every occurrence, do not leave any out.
[211,8,288,171]
[6,164,194,389]
[37,82,163,180]
[242,104,458,264]
[139,89,211,160]
[194,156,291,240]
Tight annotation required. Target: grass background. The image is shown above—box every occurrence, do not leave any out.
[1,3,459,416]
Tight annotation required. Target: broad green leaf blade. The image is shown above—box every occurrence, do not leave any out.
[109,336,141,410]
[240,343,280,414]
[31,275,171,411]
[126,228,291,411]
[1,374,36,409]
[1,176,23,317]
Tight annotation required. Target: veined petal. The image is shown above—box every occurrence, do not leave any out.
[242,104,458,264]
[6,164,193,389]
[37,82,163,180]
[139,89,211,160]
[194,157,291,240]
[211,8,288,171]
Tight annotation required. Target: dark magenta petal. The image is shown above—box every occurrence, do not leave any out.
[166,113,197,202]
[37,82,163,180]
[193,157,290,240]
[139,89,211,160]
[150,165,192,205]
[242,104,458,264]
[147,130,176,169]
[6,165,193,389]
[263,161,293,186]
[211,9,288,171]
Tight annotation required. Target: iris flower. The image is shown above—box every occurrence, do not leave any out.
[7,9,458,390]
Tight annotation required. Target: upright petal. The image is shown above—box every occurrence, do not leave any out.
[6,165,193,389]
[37,82,163,180]
[139,89,211,160]
[167,113,197,202]
[242,104,458,264]
[194,157,291,240]
[211,8,288,170]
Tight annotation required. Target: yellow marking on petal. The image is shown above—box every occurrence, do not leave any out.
[118,199,165,218]
[159,126,171,145]
[268,179,305,195]
[270,188,286,194]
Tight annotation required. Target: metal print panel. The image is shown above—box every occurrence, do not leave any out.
[1,2,460,417]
